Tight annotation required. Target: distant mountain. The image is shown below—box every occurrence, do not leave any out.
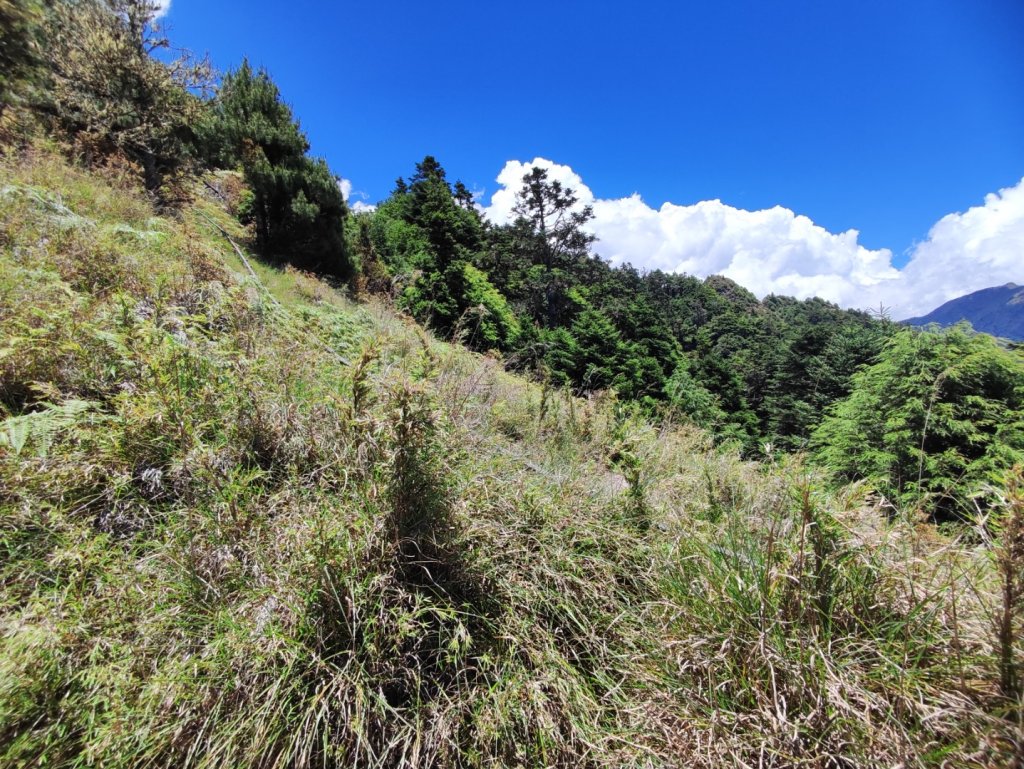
[905,283,1024,341]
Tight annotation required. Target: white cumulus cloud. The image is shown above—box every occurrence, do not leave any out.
[876,180,1024,317]
[339,177,377,213]
[482,158,1024,319]
[151,0,171,19]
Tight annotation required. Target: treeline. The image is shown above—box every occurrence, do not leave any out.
[361,159,1023,518]
[4,0,1022,519]
[355,156,890,453]
[0,0,891,454]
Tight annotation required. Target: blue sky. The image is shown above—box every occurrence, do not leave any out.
[156,0,1024,315]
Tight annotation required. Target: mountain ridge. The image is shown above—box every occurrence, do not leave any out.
[904,282,1024,340]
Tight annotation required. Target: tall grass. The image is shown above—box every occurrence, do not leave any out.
[1,148,1021,767]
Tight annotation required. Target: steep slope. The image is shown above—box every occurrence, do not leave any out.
[905,282,1024,340]
[0,150,1018,768]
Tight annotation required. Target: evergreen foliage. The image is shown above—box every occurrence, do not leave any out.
[813,325,1024,517]
[512,166,595,272]
[484,167,599,330]
[352,152,894,452]
[2,150,1022,767]
[4,0,1015,478]
[664,358,727,431]
[7,17,1024,762]
[38,0,210,196]
[458,263,521,349]
[369,157,516,349]
[203,60,352,277]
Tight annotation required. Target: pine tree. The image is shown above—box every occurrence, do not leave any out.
[38,0,210,195]
[205,60,351,277]
[512,166,595,271]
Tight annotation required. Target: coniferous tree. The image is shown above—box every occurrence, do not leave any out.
[38,0,210,196]
[369,157,518,349]
[505,167,597,329]
[365,162,893,446]
[664,357,726,429]
[512,166,595,271]
[813,325,1024,518]
[204,60,351,277]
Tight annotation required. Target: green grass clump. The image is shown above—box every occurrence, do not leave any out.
[1,149,1021,767]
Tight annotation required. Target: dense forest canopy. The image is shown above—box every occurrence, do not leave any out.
[360,157,892,453]
[813,325,1024,518]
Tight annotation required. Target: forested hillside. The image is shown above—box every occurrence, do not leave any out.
[358,158,890,452]
[3,2,1024,767]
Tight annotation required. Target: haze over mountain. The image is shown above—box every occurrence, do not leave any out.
[905,283,1024,340]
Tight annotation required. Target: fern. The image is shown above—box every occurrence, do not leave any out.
[0,399,95,457]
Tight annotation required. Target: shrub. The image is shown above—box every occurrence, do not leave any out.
[813,326,1024,519]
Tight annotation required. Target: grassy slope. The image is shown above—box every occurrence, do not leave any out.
[0,150,1018,768]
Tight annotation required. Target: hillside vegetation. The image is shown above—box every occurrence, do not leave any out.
[1,146,1023,769]
[6,0,1021,516]
[3,2,1024,767]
